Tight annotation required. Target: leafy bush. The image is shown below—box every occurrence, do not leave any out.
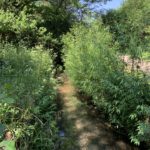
[63,22,150,145]
[0,9,56,47]
[0,44,58,149]
[103,72,150,145]
[63,22,122,93]
[102,0,150,59]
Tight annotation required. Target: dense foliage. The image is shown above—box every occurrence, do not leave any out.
[0,44,58,149]
[102,0,150,59]
[0,10,56,48]
[0,0,149,149]
[63,22,150,145]
[0,0,112,66]
[0,0,113,149]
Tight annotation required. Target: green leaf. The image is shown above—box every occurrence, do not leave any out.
[0,140,16,150]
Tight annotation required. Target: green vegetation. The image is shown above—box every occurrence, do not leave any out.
[142,52,150,61]
[102,0,150,59]
[0,0,149,149]
[0,44,57,149]
[0,140,16,150]
[0,4,58,49]
[63,22,150,145]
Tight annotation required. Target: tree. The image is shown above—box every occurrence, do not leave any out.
[102,0,150,60]
[0,0,112,66]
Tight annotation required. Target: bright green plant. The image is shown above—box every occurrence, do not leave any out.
[0,9,55,47]
[0,140,16,150]
[0,43,58,149]
[63,22,122,93]
[63,22,150,145]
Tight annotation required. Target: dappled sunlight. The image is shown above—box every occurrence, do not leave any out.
[57,76,139,150]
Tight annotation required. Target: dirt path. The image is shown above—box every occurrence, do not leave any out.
[57,76,139,150]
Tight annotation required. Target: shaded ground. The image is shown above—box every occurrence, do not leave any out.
[57,75,140,150]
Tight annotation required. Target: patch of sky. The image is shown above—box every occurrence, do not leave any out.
[81,0,124,12]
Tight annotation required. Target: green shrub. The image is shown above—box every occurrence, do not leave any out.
[102,0,150,59]
[0,9,55,47]
[63,22,122,93]
[0,44,58,149]
[63,22,150,145]
[103,72,150,145]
